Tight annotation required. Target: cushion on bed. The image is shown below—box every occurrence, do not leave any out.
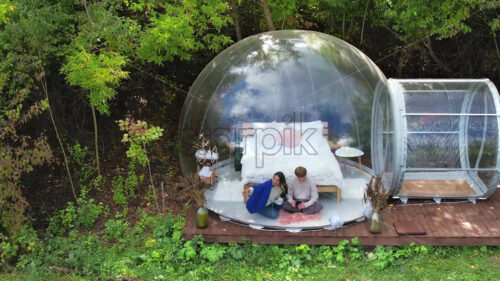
[278,127,302,148]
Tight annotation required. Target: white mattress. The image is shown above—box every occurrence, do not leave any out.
[240,121,344,186]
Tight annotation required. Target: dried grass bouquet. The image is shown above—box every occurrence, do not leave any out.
[363,175,390,211]
[182,134,215,207]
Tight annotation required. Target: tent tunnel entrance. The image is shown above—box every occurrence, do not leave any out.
[372,79,500,203]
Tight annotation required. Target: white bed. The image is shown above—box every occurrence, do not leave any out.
[240,121,344,187]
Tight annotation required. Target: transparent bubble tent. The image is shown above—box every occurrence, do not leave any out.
[179,30,500,230]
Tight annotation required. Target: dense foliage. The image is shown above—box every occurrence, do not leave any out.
[0,0,499,278]
[3,209,500,280]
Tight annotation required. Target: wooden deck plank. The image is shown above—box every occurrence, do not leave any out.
[397,204,434,237]
[183,188,500,246]
[436,205,467,237]
[392,205,428,240]
[475,204,500,236]
[486,191,497,205]
[453,204,491,237]
[417,204,453,237]
[491,189,500,204]
[404,205,435,240]
[484,218,500,236]
[342,220,370,238]
[400,205,436,244]
[477,203,497,218]
[183,206,196,240]
[491,190,500,208]
[431,204,464,237]
[381,208,398,237]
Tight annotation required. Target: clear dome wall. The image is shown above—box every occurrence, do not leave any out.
[179,30,389,175]
[380,79,500,199]
[372,85,396,191]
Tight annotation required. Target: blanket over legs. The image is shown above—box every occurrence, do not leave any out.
[245,179,272,214]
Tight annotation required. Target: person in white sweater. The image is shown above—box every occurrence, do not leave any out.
[283,166,323,214]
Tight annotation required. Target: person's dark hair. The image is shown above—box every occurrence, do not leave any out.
[274,171,288,197]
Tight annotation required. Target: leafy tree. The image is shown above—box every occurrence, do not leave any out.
[374,0,480,74]
[385,0,478,40]
[481,0,500,59]
[0,97,53,236]
[61,48,128,177]
[0,0,78,199]
[61,49,129,116]
[133,0,233,63]
[0,0,13,24]
[61,0,131,177]
[0,0,77,236]
[61,0,232,176]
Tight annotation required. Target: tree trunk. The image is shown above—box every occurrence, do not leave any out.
[229,0,242,41]
[144,143,160,213]
[360,0,369,45]
[342,12,345,36]
[91,105,100,177]
[260,0,276,31]
[493,33,500,60]
[423,36,454,75]
[41,74,77,201]
[83,0,100,177]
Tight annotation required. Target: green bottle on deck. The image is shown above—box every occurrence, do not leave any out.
[196,206,209,228]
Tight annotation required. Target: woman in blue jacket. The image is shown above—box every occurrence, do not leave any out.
[242,172,288,219]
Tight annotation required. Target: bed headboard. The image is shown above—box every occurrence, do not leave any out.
[239,121,340,150]
[240,122,329,138]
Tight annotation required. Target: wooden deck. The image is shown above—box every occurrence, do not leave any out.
[183,189,500,246]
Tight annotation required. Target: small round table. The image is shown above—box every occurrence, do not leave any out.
[335,146,364,169]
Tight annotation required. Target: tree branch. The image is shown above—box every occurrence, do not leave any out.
[423,36,454,75]
[360,0,370,45]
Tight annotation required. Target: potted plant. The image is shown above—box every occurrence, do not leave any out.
[363,175,390,234]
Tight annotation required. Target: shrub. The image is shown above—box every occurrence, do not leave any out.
[0,225,39,266]
[104,219,129,242]
[75,197,103,228]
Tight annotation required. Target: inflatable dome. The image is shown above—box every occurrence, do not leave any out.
[179,30,388,176]
[178,30,388,230]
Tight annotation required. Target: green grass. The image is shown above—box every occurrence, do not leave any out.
[2,248,499,281]
[1,212,499,281]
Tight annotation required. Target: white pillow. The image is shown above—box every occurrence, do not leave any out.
[253,122,283,152]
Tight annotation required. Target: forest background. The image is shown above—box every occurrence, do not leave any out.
[0,0,499,279]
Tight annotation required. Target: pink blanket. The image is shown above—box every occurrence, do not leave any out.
[277,209,323,225]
